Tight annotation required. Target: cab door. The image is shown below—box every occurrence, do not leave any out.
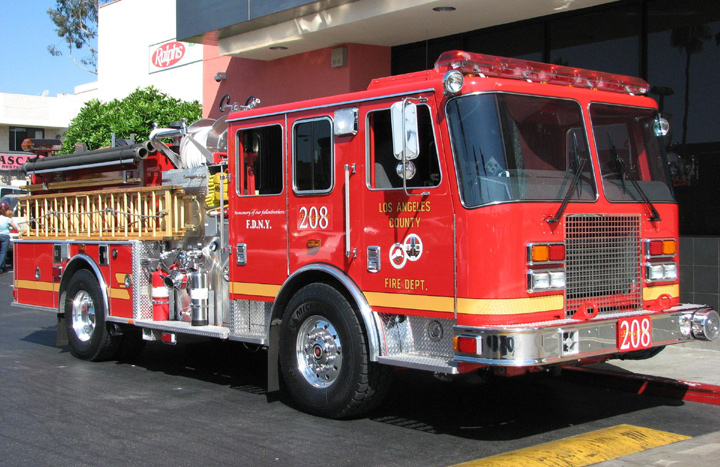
[359,95,456,318]
[228,120,288,315]
[286,115,347,272]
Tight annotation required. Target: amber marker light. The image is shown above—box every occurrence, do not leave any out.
[663,240,677,256]
[531,245,550,262]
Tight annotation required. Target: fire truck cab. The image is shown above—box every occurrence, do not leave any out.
[13,51,719,418]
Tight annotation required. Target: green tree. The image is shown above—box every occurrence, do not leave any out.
[61,87,202,153]
[47,0,111,74]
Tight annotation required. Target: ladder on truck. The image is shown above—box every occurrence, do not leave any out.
[18,186,190,241]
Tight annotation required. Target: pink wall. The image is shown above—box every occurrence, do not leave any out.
[203,43,391,119]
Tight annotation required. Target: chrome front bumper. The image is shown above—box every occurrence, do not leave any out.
[454,305,720,367]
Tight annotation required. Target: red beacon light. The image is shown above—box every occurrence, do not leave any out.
[434,50,650,95]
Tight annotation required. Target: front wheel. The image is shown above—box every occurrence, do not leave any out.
[279,283,391,418]
[64,270,119,361]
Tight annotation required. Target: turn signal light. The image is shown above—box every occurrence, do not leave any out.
[529,243,565,263]
[531,245,549,262]
[646,239,676,257]
[663,240,677,255]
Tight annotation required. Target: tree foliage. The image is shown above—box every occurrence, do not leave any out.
[61,87,202,153]
[47,0,110,74]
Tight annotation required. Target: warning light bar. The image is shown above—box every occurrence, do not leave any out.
[434,50,650,95]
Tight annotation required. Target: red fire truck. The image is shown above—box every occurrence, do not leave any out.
[13,51,720,418]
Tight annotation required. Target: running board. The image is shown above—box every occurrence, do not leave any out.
[134,319,267,345]
[135,319,230,339]
[377,355,458,374]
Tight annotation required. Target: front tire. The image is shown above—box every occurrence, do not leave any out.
[279,283,390,418]
[64,270,119,361]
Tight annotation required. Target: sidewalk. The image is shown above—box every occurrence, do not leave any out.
[588,336,720,465]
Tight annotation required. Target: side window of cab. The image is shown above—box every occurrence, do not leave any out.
[367,105,440,189]
[293,117,333,194]
[235,125,283,196]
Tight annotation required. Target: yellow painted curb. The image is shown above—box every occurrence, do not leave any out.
[453,424,690,466]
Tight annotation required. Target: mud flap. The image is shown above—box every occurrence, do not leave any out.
[57,314,69,346]
[266,318,282,399]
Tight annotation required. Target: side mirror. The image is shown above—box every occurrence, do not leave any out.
[391,101,419,161]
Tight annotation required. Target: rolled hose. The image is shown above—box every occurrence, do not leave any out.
[23,143,149,174]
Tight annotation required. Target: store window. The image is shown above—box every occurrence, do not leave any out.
[648,0,720,147]
[9,127,44,151]
[647,0,720,235]
[464,22,544,62]
[548,4,641,77]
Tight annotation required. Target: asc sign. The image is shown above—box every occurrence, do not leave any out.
[0,153,33,171]
[149,39,202,73]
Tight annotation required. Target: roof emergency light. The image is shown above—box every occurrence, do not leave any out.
[434,50,650,95]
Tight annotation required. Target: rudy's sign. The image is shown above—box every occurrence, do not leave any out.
[149,39,202,73]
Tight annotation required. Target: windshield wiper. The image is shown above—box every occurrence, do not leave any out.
[547,132,585,224]
[607,133,661,222]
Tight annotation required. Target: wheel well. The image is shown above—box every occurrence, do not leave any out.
[58,255,108,316]
[272,270,356,323]
[266,266,380,394]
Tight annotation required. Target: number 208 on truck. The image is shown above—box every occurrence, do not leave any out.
[13,51,720,418]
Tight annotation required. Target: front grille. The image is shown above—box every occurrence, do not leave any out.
[565,215,642,318]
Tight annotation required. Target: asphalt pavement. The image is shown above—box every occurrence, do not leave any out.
[1,262,718,466]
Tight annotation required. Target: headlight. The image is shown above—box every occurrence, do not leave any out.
[645,262,677,282]
[528,269,565,292]
[443,70,464,94]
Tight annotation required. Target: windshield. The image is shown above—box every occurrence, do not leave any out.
[447,94,595,208]
[590,104,674,202]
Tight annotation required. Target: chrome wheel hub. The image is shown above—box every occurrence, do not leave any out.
[71,290,96,342]
[296,316,342,388]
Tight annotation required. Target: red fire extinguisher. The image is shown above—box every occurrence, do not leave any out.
[152,268,169,321]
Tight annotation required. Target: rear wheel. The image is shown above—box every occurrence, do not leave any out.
[64,270,119,361]
[279,283,391,418]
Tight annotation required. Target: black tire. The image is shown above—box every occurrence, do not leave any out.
[63,270,119,361]
[279,283,391,419]
[617,345,665,360]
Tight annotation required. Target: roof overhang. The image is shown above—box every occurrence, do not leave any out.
[178,0,617,61]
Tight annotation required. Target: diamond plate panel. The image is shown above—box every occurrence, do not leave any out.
[378,314,454,361]
[133,241,162,320]
[230,299,271,337]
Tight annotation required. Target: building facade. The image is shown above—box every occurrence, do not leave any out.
[97,0,204,104]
